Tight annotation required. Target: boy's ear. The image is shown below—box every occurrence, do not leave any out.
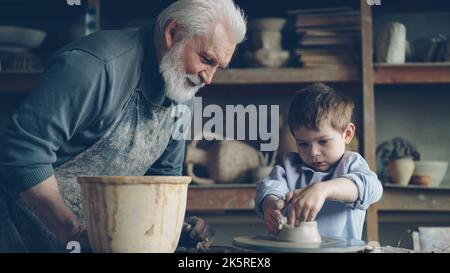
[343,123,355,144]
[164,20,179,49]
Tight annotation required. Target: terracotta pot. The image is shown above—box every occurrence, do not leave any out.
[77,176,191,253]
[387,158,415,186]
[410,175,431,186]
[185,133,261,184]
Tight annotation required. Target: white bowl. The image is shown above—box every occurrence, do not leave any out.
[0,25,47,52]
[413,161,448,187]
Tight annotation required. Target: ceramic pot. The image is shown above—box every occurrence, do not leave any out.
[77,176,191,253]
[276,221,322,244]
[387,158,415,186]
[244,18,290,68]
[376,22,406,64]
[185,133,261,184]
[250,166,274,182]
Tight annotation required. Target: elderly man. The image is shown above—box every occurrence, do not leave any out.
[0,0,246,252]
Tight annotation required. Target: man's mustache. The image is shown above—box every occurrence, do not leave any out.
[186,74,204,87]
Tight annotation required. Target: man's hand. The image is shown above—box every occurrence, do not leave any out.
[178,216,214,251]
[21,175,84,243]
[286,183,327,226]
[69,224,92,253]
[262,195,287,234]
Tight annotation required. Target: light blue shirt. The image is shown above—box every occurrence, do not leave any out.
[255,151,383,240]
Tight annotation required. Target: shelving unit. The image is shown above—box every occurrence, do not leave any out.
[364,1,450,242]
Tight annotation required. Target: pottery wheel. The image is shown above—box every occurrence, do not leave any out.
[233,235,366,253]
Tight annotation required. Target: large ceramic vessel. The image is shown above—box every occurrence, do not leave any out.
[77,176,191,253]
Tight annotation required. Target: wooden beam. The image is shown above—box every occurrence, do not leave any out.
[360,0,376,170]
[374,63,450,84]
[212,66,360,85]
[361,0,378,242]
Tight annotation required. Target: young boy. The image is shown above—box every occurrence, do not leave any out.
[255,83,383,240]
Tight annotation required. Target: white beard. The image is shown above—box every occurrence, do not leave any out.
[159,42,204,103]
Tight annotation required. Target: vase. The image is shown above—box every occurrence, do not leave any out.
[185,133,262,184]
[387,157,415,186]
[77,176,191,253]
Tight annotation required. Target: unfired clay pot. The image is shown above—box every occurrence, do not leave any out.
[77,176,191,253]
[276,221,322,244]
[185,133,261,184]
[387,157,415,186]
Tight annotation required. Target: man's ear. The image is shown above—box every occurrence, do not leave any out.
[164,20,178,49]
[343,123,356,144]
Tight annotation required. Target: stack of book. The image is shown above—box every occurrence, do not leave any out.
[288,7,361,67]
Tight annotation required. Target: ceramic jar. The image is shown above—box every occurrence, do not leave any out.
[77,176,191,253]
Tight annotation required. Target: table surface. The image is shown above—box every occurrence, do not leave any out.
[176,245,414,253]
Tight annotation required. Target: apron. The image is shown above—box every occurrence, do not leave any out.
[0,86,175,252]
[55,88,174,220]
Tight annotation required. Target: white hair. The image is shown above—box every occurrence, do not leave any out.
[156,0,247,44]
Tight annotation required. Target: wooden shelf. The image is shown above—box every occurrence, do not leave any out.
[0,71,42,92]
[374,63,450,84]
[186,184,256,212]
[212,66,361,85]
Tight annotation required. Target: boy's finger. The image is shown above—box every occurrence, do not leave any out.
[301,209,310,222]
[273,198,284,210]
[284,192,293,203]
[295,208,303,226]
[288,207,296,226]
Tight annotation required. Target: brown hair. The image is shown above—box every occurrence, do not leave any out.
[288,83,354,134]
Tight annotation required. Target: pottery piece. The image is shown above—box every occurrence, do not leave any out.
[376,22,406,64]
[387,157,415,186]
[412,160,448,187]
[276,113,298,163]
[410,175,431,187]
[276,221,322,244]
[248,18,287,32]
[185,133,261,184]
[244,18,290,68]
[243,49,290,68]
[250,166,273,182]
[0,25,46,52]
[77,176,191,253]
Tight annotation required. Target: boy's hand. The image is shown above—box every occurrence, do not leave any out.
[263,196,287,234]
[286,183,328,226]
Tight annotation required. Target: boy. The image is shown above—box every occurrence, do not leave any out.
[255,83,383,240]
